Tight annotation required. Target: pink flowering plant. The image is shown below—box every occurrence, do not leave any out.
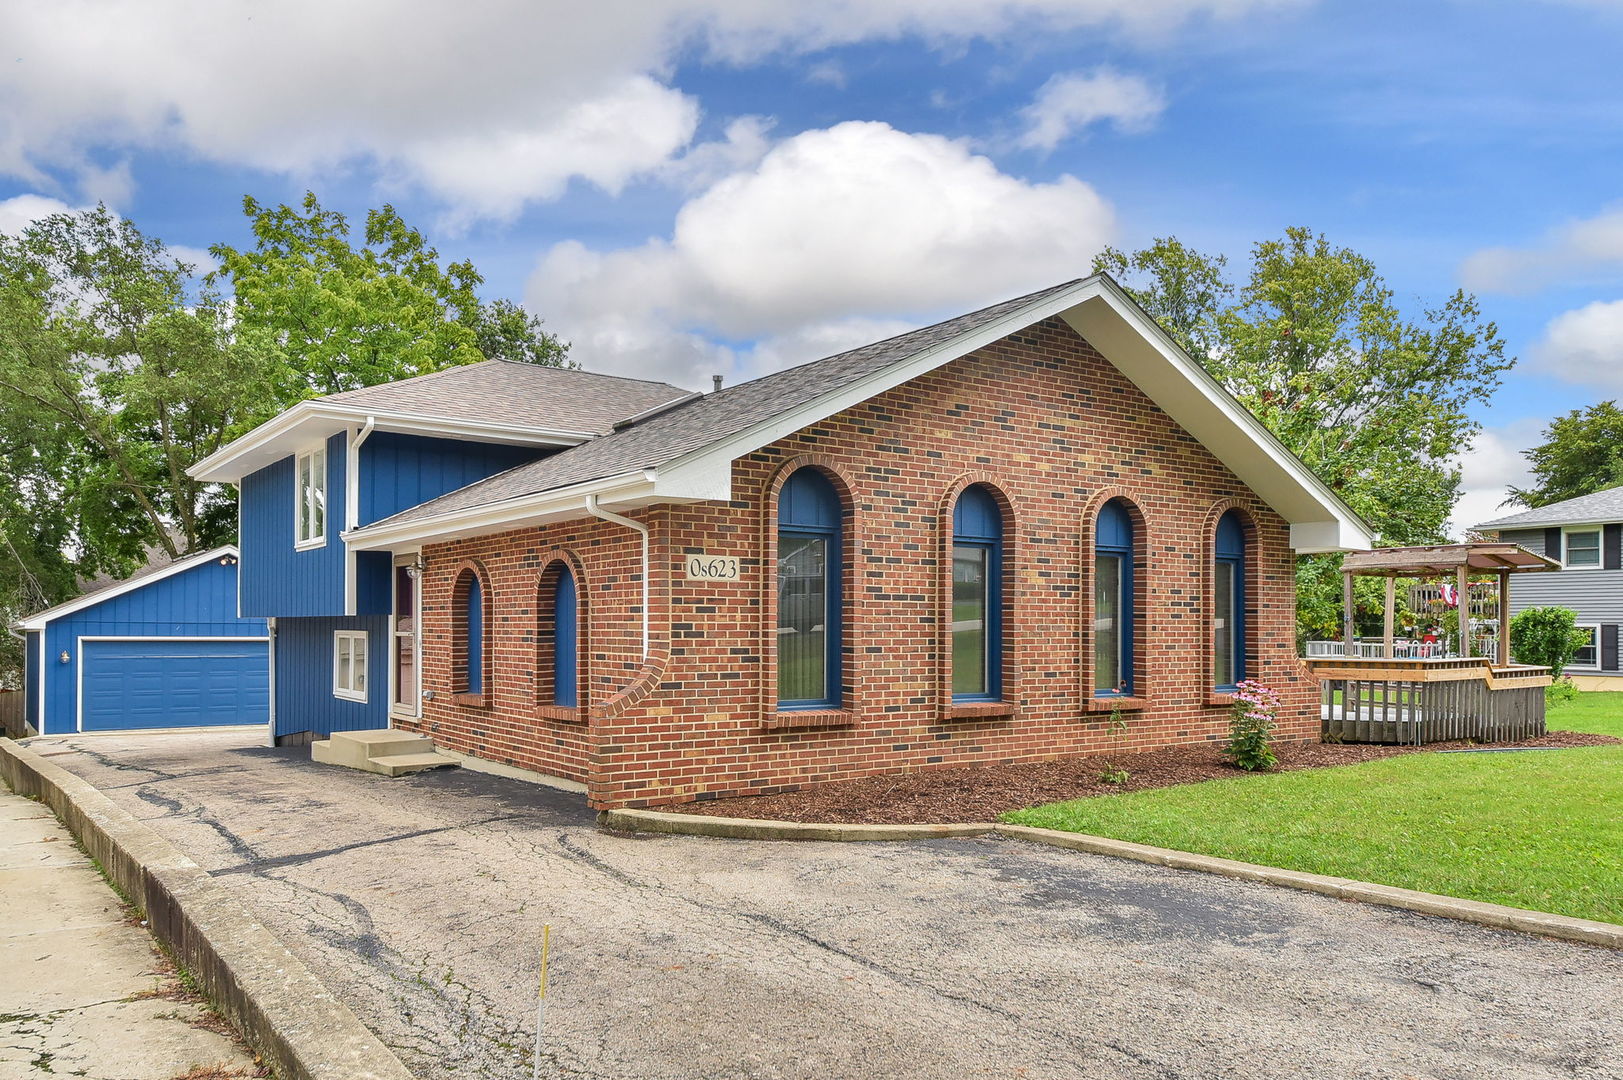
[1223,679,1281,771]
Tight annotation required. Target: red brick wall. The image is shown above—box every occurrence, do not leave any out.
[412,317,1319,807]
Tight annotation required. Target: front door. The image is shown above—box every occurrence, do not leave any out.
[392,557,421,717]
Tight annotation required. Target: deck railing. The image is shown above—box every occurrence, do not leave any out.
[1304,640,1449,659]
[1302,654,1552,745]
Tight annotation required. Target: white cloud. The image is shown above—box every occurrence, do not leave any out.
[1460,205,1623,293]
[528,120,1116,386]
[1017,69,1167,150]
[1448,418,1543,538]
[1531,298,1623,388]
[0,193,76,235]
[0,0,1300,218]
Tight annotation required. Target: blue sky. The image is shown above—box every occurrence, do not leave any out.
[3,0,1622,534]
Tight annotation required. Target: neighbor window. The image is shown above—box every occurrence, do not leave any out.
[333,631,368,702]
[1571,625,1599,669]
[295,447,327,547]
[777,468,842,709]
[1094,499,1135,697]
[1564,529,1601,569]
[952,485,1004,702]
[1214,510,1247,690]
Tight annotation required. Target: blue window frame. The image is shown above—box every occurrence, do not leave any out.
[464,575,484,694]
[952,485,1004,702]
[1094,500,1135,697]
[1214,510,1246,689]
[553,566,578,708]
[777,469,842,709]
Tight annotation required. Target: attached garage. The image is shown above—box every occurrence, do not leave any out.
[16,546,268,736]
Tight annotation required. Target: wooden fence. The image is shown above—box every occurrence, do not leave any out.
[1321,676,1547,745]
[0,690,24,739]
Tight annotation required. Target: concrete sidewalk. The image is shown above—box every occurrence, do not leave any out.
[0,789,260,1079]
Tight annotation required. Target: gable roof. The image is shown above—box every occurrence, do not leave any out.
[15,545,240,631]
[1476,484,1623,531]
[189,361,690,483]
[346,275,1372,554]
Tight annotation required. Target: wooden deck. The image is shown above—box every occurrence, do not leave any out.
[1304,657,1550,745]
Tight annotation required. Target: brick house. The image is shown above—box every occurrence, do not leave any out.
[193,276,1370,808]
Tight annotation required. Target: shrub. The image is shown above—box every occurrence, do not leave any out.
[1509,607,1592,677]
[1545,676,1580,709]
[1223,680,1281,771]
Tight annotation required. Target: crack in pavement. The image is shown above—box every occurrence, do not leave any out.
[208,813,536,877]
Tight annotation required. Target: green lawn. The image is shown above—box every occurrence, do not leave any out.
[1005,692,1623,924]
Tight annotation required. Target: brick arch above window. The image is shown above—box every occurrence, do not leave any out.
[936,473,1020,721]
[1080,488,1152,711]
[534,549,590,723]
[449,558,491,706]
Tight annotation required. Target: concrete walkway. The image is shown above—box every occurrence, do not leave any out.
[33,731,1623,1080]
[0,788,259,1079]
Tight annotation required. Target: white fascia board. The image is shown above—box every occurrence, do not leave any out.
[188,401,595,483]
[342,473,662,551]
[16,545,241,630]
[1474,516,1616,533]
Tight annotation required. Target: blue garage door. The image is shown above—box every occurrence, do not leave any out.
[80,639,268,731]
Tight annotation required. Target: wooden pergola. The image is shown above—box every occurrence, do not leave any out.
[1339,543,1559,667]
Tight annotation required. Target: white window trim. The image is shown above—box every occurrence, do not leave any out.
[333,630,369,702]
[295,446,328,550]
[1569,624,1601,670]
[1562,526,1603,571]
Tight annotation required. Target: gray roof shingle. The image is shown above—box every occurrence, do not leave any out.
[319,360,690,436]
[1477,484,1623,529]
[371,280,1083,527]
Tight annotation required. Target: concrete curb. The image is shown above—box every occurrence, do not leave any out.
[0,739,418,1080]
[601,807,1623,950]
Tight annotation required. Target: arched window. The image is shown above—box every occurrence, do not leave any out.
[552,566,578,708]
[952,485,1004,702]
[453,570,485,696]
[777,468,842,709]
[1094,499,1135,697]
[1214,510,1246,689]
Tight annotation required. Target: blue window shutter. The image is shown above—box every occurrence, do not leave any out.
[466,577,483,694]
[554,568,578,707]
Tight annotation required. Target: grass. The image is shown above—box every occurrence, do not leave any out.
[1005,692,1623,924]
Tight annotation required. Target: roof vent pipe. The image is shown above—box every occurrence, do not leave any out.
[585,495,650,660]
[712,374,723,393]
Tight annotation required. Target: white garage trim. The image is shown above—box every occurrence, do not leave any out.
[74,635,270,734]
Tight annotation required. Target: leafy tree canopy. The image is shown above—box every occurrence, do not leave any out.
[1505,401,1623,509]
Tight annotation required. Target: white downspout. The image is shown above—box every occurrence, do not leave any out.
[266,616,277,747]
[344,416,377,616]
[585,495,650,659]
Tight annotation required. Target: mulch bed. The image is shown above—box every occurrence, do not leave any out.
[662,730,1620,825]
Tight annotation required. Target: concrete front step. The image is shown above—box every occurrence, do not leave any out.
[311,729,459,777]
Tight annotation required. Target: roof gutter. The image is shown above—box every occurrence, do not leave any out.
[585,494,650,660]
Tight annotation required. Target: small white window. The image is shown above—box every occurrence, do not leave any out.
[1564,528,1601,569]
[1570,626,1600,669]
[333,631,369,702]
[296,447,327,548]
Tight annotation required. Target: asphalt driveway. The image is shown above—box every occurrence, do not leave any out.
[30,731,1623,1080]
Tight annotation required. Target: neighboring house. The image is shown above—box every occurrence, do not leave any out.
[191,276,1372,808]
[1477,485,1623,688]
[16,546,268,736]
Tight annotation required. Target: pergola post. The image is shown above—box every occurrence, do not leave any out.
[1383,574,1397,659]
[1498,570,1511,667]
[1342,569,1356,657]
[1456,564,1471,659]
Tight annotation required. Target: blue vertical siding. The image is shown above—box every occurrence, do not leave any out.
[24,630,40,732]
[240,431,348,618]
[37,557,267,735]
[272,615,390,738]
[358,433,543,526]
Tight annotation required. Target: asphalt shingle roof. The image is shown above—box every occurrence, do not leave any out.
[372,279,1084,528]
[319,360,690,436]
[1477,484,1623,530]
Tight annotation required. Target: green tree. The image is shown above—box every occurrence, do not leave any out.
[210,193,569,401]
[1097,230,1513,637]
[1505,402,1623,509]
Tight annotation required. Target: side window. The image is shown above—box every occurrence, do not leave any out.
[453,570,486,696]
[295,447,327,548]
[1565,529,1601,569]
[333,631,368,702]
[1214,510,1246,689]
[552,566,579,708]
[1093,499,1135,697]
[1571,626,1599,668]
[777,468,843,709]
[951,485,1004,702]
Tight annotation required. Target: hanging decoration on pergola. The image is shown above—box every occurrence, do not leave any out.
[1337,543,1559,666]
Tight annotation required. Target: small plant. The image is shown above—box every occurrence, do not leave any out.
[1545,675,1580,708]
[1098,767,1131,785]
[1223,679,1280,772]
[1096,703,1131,784]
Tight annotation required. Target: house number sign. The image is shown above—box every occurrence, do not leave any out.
[684,554,741,581]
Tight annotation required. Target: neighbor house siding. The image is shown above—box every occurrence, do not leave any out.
[239,431,348,618]
[35,558,266,735]
[1493,526,1623,672]
[410,315,1315,808]
[272,615,390,739]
